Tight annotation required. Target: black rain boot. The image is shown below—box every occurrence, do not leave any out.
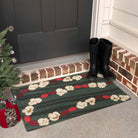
[99,38,116,79]
[88,38,100,79]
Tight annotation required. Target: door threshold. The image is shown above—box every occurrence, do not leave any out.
[17,52,89,71]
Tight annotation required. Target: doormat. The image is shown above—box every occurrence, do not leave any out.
[11,72,131,131]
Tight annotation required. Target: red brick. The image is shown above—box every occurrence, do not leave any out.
[81,61,89,70]
[60,65,68,75]
[119,50,128,61]
[130,57,138,75]
[131,57,138,62]
[39,69,46,79]
[22,74,30,83]
[113,47,122,58]
[112,57,125,67]
[31,72,38,81]
[116,72,122,82]
[67,64,75,73]
[46,68,54,78]
[118,67,132,81]
[126,65,130,72]
[122,78,137,94]
[109,61,118,70]
[54,66,61,76]
[124,54,136,66]
[74,62,82,72]
[133,76,138,86]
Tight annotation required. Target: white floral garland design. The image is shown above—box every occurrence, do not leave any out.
[23,74,129,118]
[34,94,130,126]
[22,80,108,116]
[26,82,107,108]
[22,94,130,117]
[37,97,96,126]
[28,74,104,91]
[28,75,83,91]
[28,81,49,90]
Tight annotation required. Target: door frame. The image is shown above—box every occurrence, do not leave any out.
[91,0,113,38]
[91,0,104,38]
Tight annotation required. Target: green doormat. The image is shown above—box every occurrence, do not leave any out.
[11,72,131,131]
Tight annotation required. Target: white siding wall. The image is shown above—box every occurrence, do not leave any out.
[109,0,138,54]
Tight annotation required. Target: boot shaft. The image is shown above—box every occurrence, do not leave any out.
[99,38,113,65]
[89,38,99,63]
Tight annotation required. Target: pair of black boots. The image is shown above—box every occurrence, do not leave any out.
[88,38,115,80]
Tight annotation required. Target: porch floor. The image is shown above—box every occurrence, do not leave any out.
[1,80,138,138]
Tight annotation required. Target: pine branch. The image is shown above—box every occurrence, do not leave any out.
[0,26,20,99]
[0,28,8,39]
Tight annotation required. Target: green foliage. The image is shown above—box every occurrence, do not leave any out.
[0,27,20,100]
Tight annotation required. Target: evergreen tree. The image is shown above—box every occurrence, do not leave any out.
[0,26,20,100]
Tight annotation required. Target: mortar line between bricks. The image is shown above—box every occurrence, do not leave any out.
[117,49,126,59]
[52,66,56,77]
[122,52,131,63]
[66,64,70,74]
[73,63,77,72]
[58,66,63,76]
[79,61,84,71]
[36,69,40,82]
[28,72,31,84]
[44,68,48,78]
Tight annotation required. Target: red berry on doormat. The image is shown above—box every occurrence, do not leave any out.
[50,80,57,83]
[22,89,29,94]
[48,91,56,95]
[41,93,48,98]
[17,93,24,97]
[81,74,87,77]
[60,110,69,116]
[24,116,31,123]
[56,78,63,81]
[81,84,88,88]
[106,81,113,85]
[95,96,103,100]
[29,120,38,126]
[68,107,77,112]
[102,95,110,99]
[74,85,82,89]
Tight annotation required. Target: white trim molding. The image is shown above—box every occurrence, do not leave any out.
[110,20,138,38]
